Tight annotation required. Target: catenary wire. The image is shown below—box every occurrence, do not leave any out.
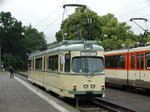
[34,0,67,27]
[42,0,81,32]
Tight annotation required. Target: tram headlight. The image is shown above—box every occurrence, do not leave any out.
[91,84,95,88]
[83,84,88,88]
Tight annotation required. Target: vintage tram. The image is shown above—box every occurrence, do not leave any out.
[28,40,105,98]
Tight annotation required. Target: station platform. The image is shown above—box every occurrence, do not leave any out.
[103,88,150,112]
[0,72,75,112]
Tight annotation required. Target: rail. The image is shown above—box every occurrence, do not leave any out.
[93,98,136,112]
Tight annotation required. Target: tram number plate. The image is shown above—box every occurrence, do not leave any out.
[80,51,96,56]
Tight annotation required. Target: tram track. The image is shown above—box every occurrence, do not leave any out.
[76,99,106,112]
[70,97,136,112]
[92,98,136,112]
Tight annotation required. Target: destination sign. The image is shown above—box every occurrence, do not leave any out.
[80,51,97,56]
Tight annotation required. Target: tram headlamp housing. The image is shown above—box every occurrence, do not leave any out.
[83,84,88,88]
[91,84,96,88]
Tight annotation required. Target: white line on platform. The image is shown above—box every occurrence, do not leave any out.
[15,76,69,112]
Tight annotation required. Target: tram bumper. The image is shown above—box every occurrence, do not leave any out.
[69,90,105,98]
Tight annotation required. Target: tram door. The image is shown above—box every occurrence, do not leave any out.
[135,53,144,87]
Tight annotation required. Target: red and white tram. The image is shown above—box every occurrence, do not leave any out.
[105,46,150,90]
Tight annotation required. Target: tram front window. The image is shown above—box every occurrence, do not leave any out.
[72,57,104,73]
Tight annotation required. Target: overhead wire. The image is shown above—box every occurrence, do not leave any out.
[116,4,150,19]
[112,1,150,24]
[42,8,72,32]
[43,0,81,32]
[42,14,63,32]
[114,2,150,35]
[116,4,150,28]
[113,1,147,15]
[34,0,67,27]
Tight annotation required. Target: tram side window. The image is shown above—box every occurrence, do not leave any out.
[105,54,125,69]
[54,55,58,71]
[118,55,125,68]
[105,56,116,68]
[141,54,144,69]
[49,56,52,70]
[105,56,110,68]
[105,56,115,68]
[146,52,150,69]
[136,54,144,69]
[65,53,71,72]
[48,55,58,71]
[131,53,135,69]
[35,58,42,69]
[60,55,64,72]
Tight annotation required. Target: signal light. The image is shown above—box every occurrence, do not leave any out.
[73,85,77,91]
[102,85,105,91]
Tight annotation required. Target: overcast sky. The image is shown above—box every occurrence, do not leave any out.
[1,0,150,43]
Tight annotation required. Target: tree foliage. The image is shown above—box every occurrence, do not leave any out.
[0,11,47,70]
[23,25,47,53]
[56,7,103,42]
[56,7,139,50]
[100,13,139,50]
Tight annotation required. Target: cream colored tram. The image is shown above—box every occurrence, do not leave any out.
[28,40,105,98]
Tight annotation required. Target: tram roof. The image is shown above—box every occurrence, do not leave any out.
[105,49,128,55]
[129,45,150,52]
[29,40,104,59]
[105,45,150,55]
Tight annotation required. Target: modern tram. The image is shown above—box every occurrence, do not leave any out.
[28,40,105,98]
[105,46,150,91]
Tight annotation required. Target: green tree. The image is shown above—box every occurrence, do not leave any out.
[146,34,150,42]
[56,8,138,50]
[100,13,138,50]
[0,11,47,70]
[56,7,103,42]
[0,11,26,69]
[23,25,47,53]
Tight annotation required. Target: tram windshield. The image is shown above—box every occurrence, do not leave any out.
[72,57,104,73]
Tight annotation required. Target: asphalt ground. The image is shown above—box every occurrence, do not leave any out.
[0,72,76,112]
